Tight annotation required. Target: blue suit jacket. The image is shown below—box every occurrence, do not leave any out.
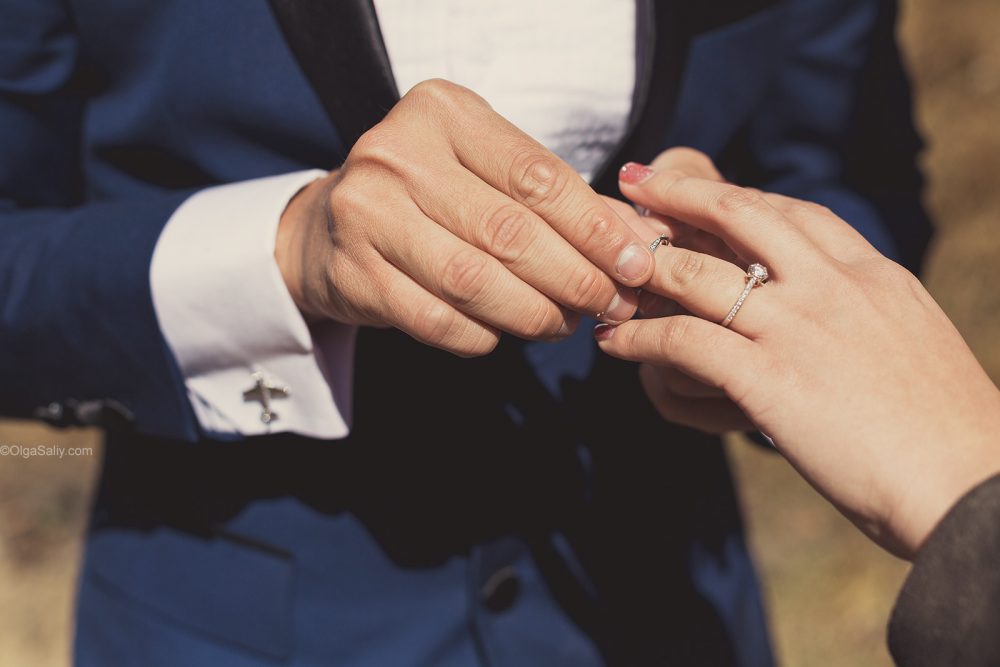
[0,1,930,665]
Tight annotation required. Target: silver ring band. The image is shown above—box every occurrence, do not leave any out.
[721,263,769,327]
[648,235,670,253]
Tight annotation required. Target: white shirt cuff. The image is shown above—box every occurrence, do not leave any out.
[150,170,355,440]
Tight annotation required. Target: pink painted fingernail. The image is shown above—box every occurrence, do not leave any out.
[593,323,617,341]
[619,162,655,185]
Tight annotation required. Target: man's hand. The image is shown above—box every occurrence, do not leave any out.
[275,79,657,357]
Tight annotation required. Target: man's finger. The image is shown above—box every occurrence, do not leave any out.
[410,165,638,323]
[450,108,656,287]
[375,203,580,341]
[368,262,501,358]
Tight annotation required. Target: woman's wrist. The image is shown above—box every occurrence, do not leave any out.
[891,452,1000,558]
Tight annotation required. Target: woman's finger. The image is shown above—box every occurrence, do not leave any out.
[636,291,681,319]
[757,191,878,262]
[595,315,765,401]
[642,246,777,336]
[619,165,816,271]
[639,364,755,433]
[602,196,671,244]
[634,207,742,264]
[646,364,727,399]
[649,146,723,181]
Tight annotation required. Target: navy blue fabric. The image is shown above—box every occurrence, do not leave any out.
[0,1,929,665]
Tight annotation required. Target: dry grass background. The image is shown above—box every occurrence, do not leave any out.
[1,1,999,664]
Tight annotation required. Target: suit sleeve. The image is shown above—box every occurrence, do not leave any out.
[150,173,356,440]
[734,0,932,272]
[887,473,1000,666]
[0,1,353,442]
[0,0,204,440]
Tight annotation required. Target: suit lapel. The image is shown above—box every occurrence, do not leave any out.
[268,0,400,159]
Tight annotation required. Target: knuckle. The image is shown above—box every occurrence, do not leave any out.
[563,264,609,311]
[413,299,458,344]
[482,205,536,261]
[327,177,369,221]
[879,260,921,292]
[440,250,495,305]
[784,199,832,219]
[685,148,716,171]
[520,300,564,340]
[652,170,693,201]
[715,187,766,216]
[345,278,385,324]
[660,316,692,357]
[406,78,482,114]
[617,321,643,352]
[510,151,568,207]
[408,78,460,102]
[350,126,395,164]
[576,206,625,251]
[658,169,691,188]
[662,147,715,174]
[456,328,501,358]
[666,251,706,291]
[809,202,835,218]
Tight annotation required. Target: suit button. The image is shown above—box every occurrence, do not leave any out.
[480,565,520,613]
[33,401,66,426]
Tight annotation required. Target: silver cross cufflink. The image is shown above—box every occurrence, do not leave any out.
[242,371,290,425]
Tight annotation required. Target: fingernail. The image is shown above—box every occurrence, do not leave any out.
[557,312,581,337]
[601,287,638,323]
[619,162,655,185]
[616,243,653,281]
[593,323,617,341]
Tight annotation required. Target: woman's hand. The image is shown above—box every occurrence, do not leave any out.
[274,78,660,357]
[597,158,1000,558]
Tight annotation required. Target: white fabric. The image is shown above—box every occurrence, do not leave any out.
[375,0,636,182]
[150,2,635,438]
[151,171,355,439]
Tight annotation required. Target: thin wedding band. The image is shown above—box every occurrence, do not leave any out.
[648,235,670,253]
[721,263,769,327]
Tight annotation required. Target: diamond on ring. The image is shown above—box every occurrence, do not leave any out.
[748,263,769,283]
[721,262,769,328]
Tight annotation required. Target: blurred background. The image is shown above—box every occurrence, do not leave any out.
[1,1,998,664]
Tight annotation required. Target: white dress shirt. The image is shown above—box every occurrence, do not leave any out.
[150,0,636,438]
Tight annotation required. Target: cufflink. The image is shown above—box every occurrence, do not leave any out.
[242,370,290,425]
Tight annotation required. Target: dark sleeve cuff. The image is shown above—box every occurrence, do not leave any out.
[888,472,1000,667]
[0,194,199,441]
